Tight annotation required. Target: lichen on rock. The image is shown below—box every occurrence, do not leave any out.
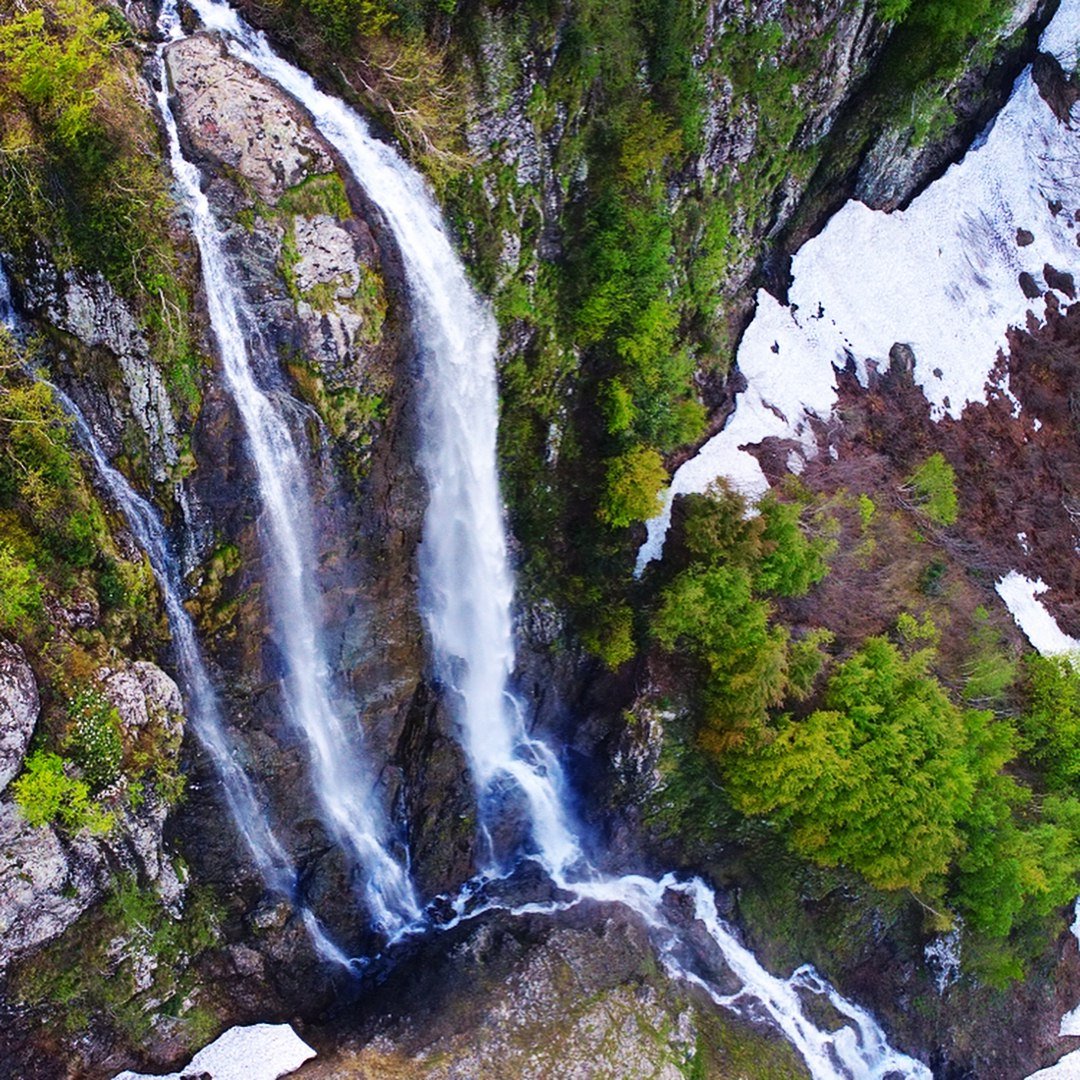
[165,33,333,205]
[0,638,38,795]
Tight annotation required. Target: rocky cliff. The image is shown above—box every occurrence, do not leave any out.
[0,0,1075,1077]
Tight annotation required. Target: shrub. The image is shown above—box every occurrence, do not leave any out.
[0,544,42,631]
[904,452,959,525]
[12,751,113,833]
[582,602,636,669]
[597,446,668,528]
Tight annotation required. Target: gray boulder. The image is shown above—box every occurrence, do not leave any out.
[165,33,333,205]
[0,801,108,969]
[0,639,38,795]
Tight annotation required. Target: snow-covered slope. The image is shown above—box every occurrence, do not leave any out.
[638,0,1080,573]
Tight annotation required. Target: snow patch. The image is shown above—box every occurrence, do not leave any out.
[1061,1004,1080,1038]
[995,571,1080,657]
[111,1023,315,1080]
[637,0,1080,573]
[1028,1050,1080,1079]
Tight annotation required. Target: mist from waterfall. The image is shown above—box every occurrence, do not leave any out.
[159,3,930,1073]
[153,1,419,936]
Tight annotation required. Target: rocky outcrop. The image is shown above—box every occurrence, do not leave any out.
[294,903,806,1079]
[0,800,109,971]
[0,660,186,971]
[99,661,184,747]
[0,639,38,795]
[19,266,180,483]
[166,31,394,397]
[166,34,333,204]
[855,0,1045,210]
[98,662,186,899]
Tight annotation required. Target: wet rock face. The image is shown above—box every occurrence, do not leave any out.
[0,639,38,795]
[162,21,463,950]
[166,34,333,204]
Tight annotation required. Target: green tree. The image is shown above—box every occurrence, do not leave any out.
[725,637,982,891]
[904,452,959,526]
[1018,653,1080,791]
[597,445,668,527]
[654,564,789,746]
[754,496,833,597]
[680,482,764,568]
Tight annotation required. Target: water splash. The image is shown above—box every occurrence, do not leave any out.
[153,0,419,935]
[169,3,931,1072]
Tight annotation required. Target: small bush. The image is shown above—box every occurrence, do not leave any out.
[905,452,959,525]
[0,544,42,631]
[596,446,668,528]
[582,603,636,669]
[12,751,113,833]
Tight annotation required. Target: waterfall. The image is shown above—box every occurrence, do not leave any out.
[175,1,932,1074]
[152,1,419,936]
[0,259,352,962]
[50,392,297,892]
[0,261,289,891]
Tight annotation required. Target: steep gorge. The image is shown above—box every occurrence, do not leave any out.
[0,0,1079,1077]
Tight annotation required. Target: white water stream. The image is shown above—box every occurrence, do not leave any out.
[171,3,933,1073]
[153,2,419,936]
[0,259,303,903]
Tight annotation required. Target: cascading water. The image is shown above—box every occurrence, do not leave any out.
[49,391,297,893]
[0,260,285,887]
[0,259,14,328]
[0,259,350,961]
[151,3,419,936]
[174,4,932,1074]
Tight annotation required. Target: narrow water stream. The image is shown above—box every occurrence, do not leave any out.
[153,2,420,936]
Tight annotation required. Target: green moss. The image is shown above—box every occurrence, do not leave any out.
[13,876,223,1046]
[286,358,388,482]
[277,172,352,220]
[0,1,205,425]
